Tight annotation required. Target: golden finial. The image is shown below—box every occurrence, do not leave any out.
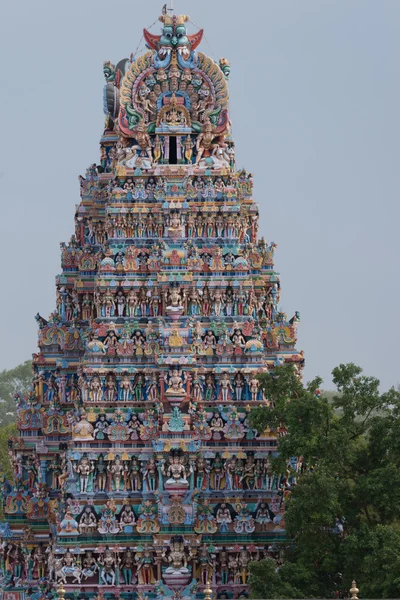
[204,580,213,600]
[57,582,66,600]
[350,580,359,600]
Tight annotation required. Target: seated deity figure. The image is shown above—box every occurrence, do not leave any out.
[119,504,136,532]
[165,368,187,397]
[165,286,185,317]
[162,535,190,575]
[78,506,98,533]
[73,412,94,442]
[216,502,233,532]
[82,551,98,580]
[162,452,192,488]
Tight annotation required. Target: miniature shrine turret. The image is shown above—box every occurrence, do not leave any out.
[1,11,304,600]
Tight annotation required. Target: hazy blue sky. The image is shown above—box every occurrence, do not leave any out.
[0,0,399,390]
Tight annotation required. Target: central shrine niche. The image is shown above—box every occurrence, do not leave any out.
[1,10,303,600]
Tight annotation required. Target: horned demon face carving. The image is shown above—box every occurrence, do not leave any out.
[143,14,203,63]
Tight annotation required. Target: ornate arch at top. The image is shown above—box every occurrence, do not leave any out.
[118,49,230,138]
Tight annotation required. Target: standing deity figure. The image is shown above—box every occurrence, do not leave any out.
[218,547,230,585]
[96,454,107,492]
[234,372,245,401]
[105,373,117,402]
[210,454,224,490]
[108,455,124,492]
[133,373,145,402]
[146,371,159,402]
[89,375,103,403]
[127,289,139,316]
[116,290,126,316]
[120,549,135,584]
[120,373,133,401]
[136,547,155,585]
[237,548,251,584]
[225,457,236,490]
[249,375,260,401]
[74,455,94,493]
[143,458,158,492]
[191,370,204,402]
[129,457,142,491]
[77,367,89,404]
[198,543,215,585]
[48,456,62,489]
[33,544,47,579]
[187,288,201,315]
[98,549,116,586]
[195,456,210,490]
[219,372,233,402]
[202,373,215,401]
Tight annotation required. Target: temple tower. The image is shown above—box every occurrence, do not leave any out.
[2,12,303,600]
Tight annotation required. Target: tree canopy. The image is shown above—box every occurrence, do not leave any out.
[0,360,32,426]
[248,363,400,599]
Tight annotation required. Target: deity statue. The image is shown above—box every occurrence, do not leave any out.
[218,372,233,402]
[255,501,274,531]
[74,454,95,492]
[136,547,155,585]
[162,452,192,488]
[165,286,185,317]
[82,550,98,580]
[143,457,158,492]
[165,367,187,398]
[215,502,233,533]
[162,535,190,576]
[98,548,117,585]
[128,457,142,491]
[33,543,47,579]
[249,374,261,401]
[89,375,103,403]
[108,454,124,492]
[95,454,107,492]
[195,121,216,165]
[120,549,135,585]
[119,504,136,532]
[78,506,98,533]
[198,543,215,585]
[98,499,120,535]
[234,372,245,401]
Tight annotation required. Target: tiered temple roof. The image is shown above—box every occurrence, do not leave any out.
[1,12,303,600]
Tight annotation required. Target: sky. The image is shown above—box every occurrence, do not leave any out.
[0,0,399,390]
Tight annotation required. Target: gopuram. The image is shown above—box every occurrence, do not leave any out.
[1,11,304,600]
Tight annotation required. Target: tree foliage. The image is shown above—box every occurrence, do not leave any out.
[248,363,400,598]
[0,360,32,426]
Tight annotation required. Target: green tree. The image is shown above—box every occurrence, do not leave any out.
[0,423,17,481]
[248,363,400,598]
[0,361,32,426]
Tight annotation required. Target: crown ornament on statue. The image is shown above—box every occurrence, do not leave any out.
[159,14,190,26]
